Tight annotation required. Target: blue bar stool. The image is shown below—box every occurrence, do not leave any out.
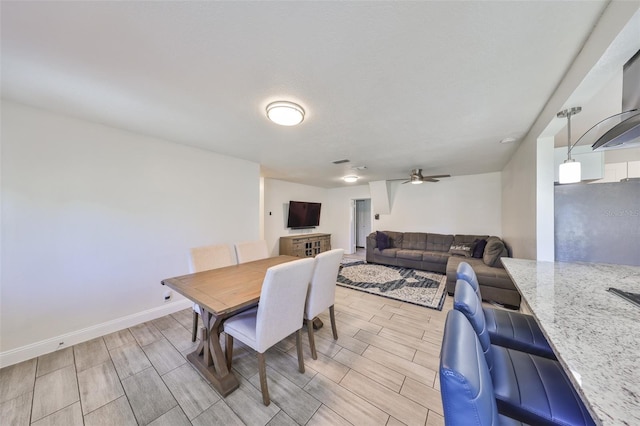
[454,279,595,426]
[457,261,555,359]
[441,309,526,426]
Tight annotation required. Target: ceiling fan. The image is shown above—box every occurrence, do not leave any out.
[390,169,451,184]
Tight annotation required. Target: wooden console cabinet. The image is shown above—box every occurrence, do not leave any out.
[279,233,331,258]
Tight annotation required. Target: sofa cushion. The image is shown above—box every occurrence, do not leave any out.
[396,249,424,261]
[375,247,399,258]
[423,251,450,264]
[402,233,427,250]
[426,233,454,252]
[384,231,404,248]
[376,231,390,250]
[483,237,508,267]
[472,239,487,258]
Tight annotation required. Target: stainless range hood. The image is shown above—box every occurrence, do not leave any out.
[592,49,640,151]
[591,109,640,150]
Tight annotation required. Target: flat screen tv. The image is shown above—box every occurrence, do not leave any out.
[287,201,321,228]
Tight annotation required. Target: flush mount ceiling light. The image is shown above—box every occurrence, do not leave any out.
[557,107,582,184]
[266,101,305,126]
[343,175,359,183]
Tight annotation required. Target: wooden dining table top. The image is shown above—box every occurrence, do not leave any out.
[161,255,299,316]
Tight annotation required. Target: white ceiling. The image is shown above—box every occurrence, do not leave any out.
[2,1,630,188]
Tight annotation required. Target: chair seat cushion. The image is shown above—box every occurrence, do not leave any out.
[491,345,595,426]
[223,307,258,351]
[484,307,556,359]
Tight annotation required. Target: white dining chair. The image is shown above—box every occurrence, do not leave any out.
[234,240,269,264]
[305,248,344,359]
[223,257,315,406]
[189,244,236,341]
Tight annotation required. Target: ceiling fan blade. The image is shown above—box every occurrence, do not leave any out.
[422,174,451,179]
[401,180,411,184]
[422,178,439,182]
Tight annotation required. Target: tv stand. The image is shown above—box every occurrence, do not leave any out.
[279,233,331,258]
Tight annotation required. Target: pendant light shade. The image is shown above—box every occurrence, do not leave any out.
[559,159,581,184]
[266,101,305,126]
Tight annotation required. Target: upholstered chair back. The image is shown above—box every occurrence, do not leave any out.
[305,249,344,319]
[456,261,481,296]
[235,240,269,264]
[255,258,314,352]
[189,244,235,273]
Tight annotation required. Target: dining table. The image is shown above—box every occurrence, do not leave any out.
[161,255,299,396]
[501,258,640,426]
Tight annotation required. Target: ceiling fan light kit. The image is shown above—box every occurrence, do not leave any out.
[343,175,359,183]
[266,101,305,126]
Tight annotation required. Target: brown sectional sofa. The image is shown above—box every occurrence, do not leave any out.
[366,231,521,308]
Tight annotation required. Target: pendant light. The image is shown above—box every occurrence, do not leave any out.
[557,107,582,184]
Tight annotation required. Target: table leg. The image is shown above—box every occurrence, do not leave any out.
[186,308,239,396]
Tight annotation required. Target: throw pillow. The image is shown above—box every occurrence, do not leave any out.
[483,237,508,267]
[376,231,390,250]
[472,239,487,258]
[448,242,473,257]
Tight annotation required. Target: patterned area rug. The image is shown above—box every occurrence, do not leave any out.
[337,260,447,310]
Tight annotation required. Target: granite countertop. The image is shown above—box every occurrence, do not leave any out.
[501,258,640,426]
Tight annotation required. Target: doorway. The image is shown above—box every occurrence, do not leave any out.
[351,199,372,255]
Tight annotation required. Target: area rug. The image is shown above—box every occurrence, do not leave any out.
[337,261,447,310]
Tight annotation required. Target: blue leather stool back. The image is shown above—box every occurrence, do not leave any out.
[440,310,502,426]
[454,279,493,370]
[457,261,482,296]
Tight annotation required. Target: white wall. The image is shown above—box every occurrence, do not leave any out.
[263,179,330,256]
[376,173,503,236]
[325,174,503,254]
[1,101,260,363]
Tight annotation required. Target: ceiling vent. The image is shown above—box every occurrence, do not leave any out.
[332,159,350,164]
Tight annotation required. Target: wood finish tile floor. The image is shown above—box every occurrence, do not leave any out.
[0,287,451,426]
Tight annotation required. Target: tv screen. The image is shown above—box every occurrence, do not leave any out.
[287,201,321,228]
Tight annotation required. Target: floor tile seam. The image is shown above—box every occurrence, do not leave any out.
[31,360,81,423]
[251,364,325,423]
[331,377,395,423]
[120,364,180,425]
[146,400,189,425]
[387,311,434,331]
[350,333,415,362]
[360,345,437,384]
[27,358,38,426]
[334,348,407,395]
[267,346,319,387]
[107,339,155,382]
[370,317,427,340]
[221,377,281,426]
[31,399,81,425]
[399,377,444,413]
[158,363,220,421]
[77,358,123,417]
[306,370,390,422]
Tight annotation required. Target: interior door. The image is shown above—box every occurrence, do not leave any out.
[356,199,371,248]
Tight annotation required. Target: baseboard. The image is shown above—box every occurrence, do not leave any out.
[0,299,192,368]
